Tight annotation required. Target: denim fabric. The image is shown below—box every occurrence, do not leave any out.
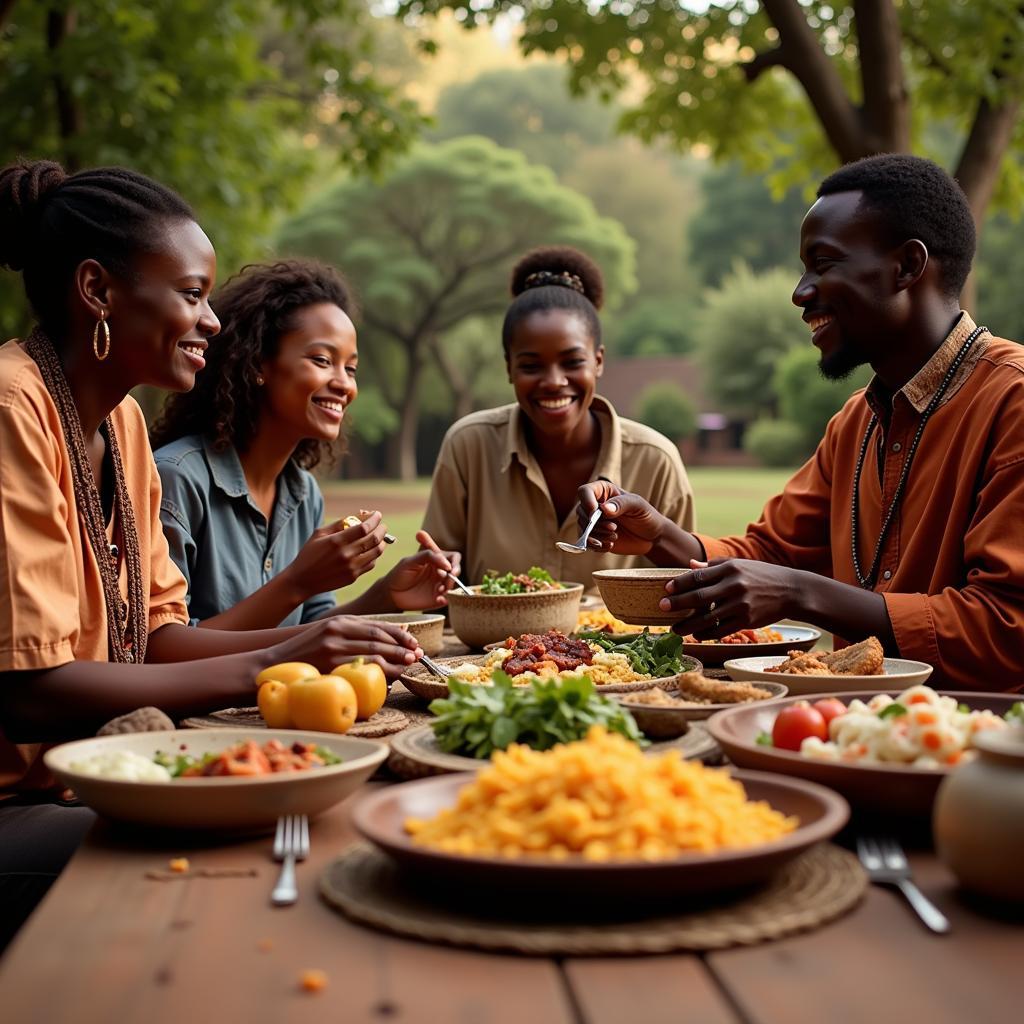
[154,435,335,627]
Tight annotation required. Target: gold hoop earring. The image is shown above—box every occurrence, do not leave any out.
[93,315,111,361]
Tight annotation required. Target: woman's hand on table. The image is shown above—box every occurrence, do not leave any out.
[386,532,462,610]
[575,481,668,556]
[285,511,389,597]
[266,614,422,680]
[662,558,803,638]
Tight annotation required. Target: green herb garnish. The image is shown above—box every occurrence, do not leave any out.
[314,746,342,766]
[957,703,971,714]
[1005,701,1024,725]
[755,731,774,746]
[428,671,647,759]
[480,567,561,595]
[878,703,908,720]
[153,750,200,777]
[577,628,689,678]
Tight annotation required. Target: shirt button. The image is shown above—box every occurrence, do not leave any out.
[883,570,892,581]
[891,442,902,453]
[264,557,273,572]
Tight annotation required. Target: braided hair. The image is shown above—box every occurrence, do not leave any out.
[501,246,604,357]
[150,259,355,470]
[0,159,195,339]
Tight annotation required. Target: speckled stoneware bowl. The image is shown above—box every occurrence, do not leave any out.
[445,583,584,650]
[591,568,694,626]
[356,612,445,656]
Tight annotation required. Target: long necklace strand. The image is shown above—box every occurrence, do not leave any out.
[851,324,987,590]
[24,328,148,662]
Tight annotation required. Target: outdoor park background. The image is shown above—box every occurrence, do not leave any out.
[3,2,1023,593]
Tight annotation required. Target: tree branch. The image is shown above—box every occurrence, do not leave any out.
[742,46,787,83]
[760,0,866,161]
[47,6,83,170]
[902,27,955,79]
[853,0,910,152]
[955,92,1023,226]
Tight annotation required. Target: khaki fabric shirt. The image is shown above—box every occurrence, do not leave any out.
[422,396,695,589]
[0,340,188,794]
[698,314,1024,692]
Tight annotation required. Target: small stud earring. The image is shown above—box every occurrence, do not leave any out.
[255,375,265,386]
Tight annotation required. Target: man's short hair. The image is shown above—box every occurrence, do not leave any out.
[818,154,976,297]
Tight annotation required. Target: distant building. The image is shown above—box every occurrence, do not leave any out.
[599,354,753,466]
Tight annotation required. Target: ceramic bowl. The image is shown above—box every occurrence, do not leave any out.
[445,583,584,649]
[723,655,933,695]
[591,568,692,626]
[355,612,445,656]
[353,770,849,899]
[44,729,388,831]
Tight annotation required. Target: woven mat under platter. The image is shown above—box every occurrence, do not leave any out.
[320,842,866,956]
[179,705,409,739]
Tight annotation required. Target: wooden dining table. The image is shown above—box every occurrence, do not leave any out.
[0,777,1020,1024]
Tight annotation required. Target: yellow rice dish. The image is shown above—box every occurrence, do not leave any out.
[576,608,670,634]
[405,726,797,861]
[448,647,646,686]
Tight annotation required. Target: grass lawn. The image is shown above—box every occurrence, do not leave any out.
[323,466,793,600]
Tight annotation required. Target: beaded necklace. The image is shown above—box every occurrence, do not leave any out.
[850,324,987,590]
[24,327,148,662]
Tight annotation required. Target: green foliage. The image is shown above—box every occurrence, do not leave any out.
[577,629,692,678]
[689,163,810,287]
[743,418,808,469]
[608,298,697,356]
[399,0,1024,216]
[428,671,646,759]
[0,0,424,337]
[633,382,697,441]
[276,136,635,476]
[976,213,1024,341]
[346,385,399,445]
[696,264,802,418]
[773,347,871,449]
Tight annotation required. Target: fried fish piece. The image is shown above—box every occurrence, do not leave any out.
[819,636,885,676]
[765,651,833,675]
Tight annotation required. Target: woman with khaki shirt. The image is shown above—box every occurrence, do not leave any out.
[422,247,695,589]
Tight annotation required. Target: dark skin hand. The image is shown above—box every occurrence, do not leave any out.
[576,481,896,649]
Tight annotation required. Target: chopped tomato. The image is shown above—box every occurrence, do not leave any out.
[772,702,829,752]
[811,698,847,728]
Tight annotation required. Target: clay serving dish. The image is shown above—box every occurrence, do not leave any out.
[707,691,1021,817]
[355,612,445,656]
[445,583,584,649]
[679,624,822,667]
[723,655,933,695]
[591,569,693,626]
[44,729,388,831]
[353,769,849,900]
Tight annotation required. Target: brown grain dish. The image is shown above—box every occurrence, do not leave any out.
[766,637,884,677]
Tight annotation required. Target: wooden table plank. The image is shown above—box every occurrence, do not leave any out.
[565,956,742,1024]
[0,786,574,1024]
[705,852,1021,1024]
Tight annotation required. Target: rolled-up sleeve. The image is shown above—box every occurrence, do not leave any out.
[156,460,203,627]
[421,431,469,556]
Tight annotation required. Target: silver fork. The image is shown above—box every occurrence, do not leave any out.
[419,654,453,679]
[856,836,950,934]
[271,814,309,907]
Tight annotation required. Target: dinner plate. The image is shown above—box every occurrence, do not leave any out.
[44,729,388,831]
[389,722,721,775]
[616,681,789,736]
[679,624,822,667]
[707,691,1022,817]
[723,655,932,694]
[399,653,704,701]
[352,770,849,900]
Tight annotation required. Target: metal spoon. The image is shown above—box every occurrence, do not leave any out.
[446,572,475,596]
[556,507,602,555]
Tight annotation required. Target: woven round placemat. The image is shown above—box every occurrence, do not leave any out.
[179,705,409,738]
[320,841,865,955]
[386,722,721,780]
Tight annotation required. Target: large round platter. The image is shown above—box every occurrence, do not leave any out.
[616,681,789,736]
[352,770,849,900]
[707,691,1021,816]
[389,722,720,776]
[723,655,932,694]
[44,729,388,831]
[680,624,821,668]
[399,653,705,701]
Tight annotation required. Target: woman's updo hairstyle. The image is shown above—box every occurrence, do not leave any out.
[501,246,604,357]
[150,259,355,470]
[0,159,194,337]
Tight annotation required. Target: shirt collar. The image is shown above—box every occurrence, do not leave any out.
[500,394,623,483]
[865,311,990,417]
[201,436,308,508]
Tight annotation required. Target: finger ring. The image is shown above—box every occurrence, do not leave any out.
[714,617,721,629]
[709,600,717,613]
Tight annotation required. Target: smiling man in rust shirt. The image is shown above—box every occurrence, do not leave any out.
[578,154,1024,691]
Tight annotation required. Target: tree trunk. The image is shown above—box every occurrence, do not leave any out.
[47,7,83,170]
[389,341,424,481]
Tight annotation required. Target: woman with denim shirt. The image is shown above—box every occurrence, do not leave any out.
[151,260,459,629]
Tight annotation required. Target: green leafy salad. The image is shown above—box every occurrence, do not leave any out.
[479,566,562,595]
[429,671,647,760]
[577,628,693,678]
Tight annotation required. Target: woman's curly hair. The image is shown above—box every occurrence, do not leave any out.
[151,259,356,469]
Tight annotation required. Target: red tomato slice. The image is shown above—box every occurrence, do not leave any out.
[812,698,848,728]
[771,702,829,751]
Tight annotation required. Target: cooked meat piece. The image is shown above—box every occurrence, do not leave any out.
[819,636,885,676]
[502,630,594,677]
[673,672,776,702]
[765,651,834,675]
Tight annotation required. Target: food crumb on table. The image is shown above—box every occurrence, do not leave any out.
[300,969,328,993]
[168,857,190,873]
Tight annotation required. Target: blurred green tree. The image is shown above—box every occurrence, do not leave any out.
[276,136,635,478]
[744,417,808,468]
[633,383,696,441]
[0,0,425,337]
[609,298,697,356]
